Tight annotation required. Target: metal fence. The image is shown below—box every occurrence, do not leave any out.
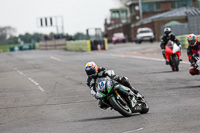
[161,23,189,36]
[188,15,200,35]
[161,15,200,36]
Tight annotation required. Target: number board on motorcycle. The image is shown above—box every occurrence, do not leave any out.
[98,81,106,90]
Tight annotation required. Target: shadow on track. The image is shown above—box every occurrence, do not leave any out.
[148,69,187,74]
[167,85,200,90]
[144,70,174,75]
[186,85,200,88]
[74,114,140,123]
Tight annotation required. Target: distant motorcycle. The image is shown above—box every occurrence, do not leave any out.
[96,70,149,117]
[165,40,181,71]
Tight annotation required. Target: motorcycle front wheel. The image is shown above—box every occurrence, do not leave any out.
[109,96,132,117]
[170,54,179,71]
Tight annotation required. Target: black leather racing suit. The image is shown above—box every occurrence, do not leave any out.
[160,34,181,59]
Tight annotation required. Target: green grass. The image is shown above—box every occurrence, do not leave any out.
[0,44,17,52]
[0,43,33,52]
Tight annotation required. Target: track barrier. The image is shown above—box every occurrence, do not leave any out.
[66,39,107,52]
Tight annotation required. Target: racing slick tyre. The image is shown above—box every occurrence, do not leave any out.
[109,96,132,117]
[172,55,179,71]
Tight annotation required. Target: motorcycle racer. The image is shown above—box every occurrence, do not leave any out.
[187,34,200,75]
[160,27,182,65]
[85,61,139,109]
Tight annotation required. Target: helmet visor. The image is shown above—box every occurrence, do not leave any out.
[188,40,196,46]
[165,32,171,37]
[86,69,96,77]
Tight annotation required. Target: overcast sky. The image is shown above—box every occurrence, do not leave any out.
[0,0,122,35]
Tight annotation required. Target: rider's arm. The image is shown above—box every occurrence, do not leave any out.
[160,37,167,56]
[160,37,166,49]
[86,77,92,87]
[86,77,97,97]
[175,39,181,46]
[98,67,110,77]
[172,35,181,46]
[187,46,196,64]
[98,67,105,72]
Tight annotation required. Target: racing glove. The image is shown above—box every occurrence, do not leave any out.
[99,67,105,71]
[192,62,198,68]
[192,53,199,58]
[91,89,96,97]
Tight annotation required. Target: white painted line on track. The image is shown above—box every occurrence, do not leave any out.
[14,68,45,92]
[14,68,26,76]
[28,77,45,92]
[38,86,45,92]
[123,128,144,133]
[111,54,190,64]
[50,56,61,61]
[28,77,39,86]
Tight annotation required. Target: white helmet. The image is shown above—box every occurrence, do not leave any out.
[85,61,98,77]
[164,28,171,37]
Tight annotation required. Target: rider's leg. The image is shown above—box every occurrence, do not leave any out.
[114,76,139,95]
[162,52,166,59]
[98,100,109,109]
[178,51,182,61]
[120,77,138,94]
[165,53,170,65]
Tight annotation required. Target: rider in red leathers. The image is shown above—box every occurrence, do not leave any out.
[187,34,200,75]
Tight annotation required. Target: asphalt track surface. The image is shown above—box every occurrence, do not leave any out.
[1,42,200,133]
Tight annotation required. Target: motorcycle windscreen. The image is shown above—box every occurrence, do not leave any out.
[172,43,180,53]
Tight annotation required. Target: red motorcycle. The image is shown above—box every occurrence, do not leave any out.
[165,40,181,71]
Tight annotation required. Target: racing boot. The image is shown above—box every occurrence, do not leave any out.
[124,79,139,95]
[135,93,143,101]
[98,100,109,110]
[128,86,143,101]
[130,96,137,110]
[165,59,170,65]
[130,86,138,95]
[126,91,136,110]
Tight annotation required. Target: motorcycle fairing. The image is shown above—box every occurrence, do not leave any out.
[165,42,180,54]
[165,45,173,54]
[97,79,107,98]
[173,43,180,53]
[97,78,114,99]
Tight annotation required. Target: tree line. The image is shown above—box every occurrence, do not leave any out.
[0,26,87,45]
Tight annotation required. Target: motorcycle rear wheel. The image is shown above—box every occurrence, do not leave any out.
[109,96,132,117]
